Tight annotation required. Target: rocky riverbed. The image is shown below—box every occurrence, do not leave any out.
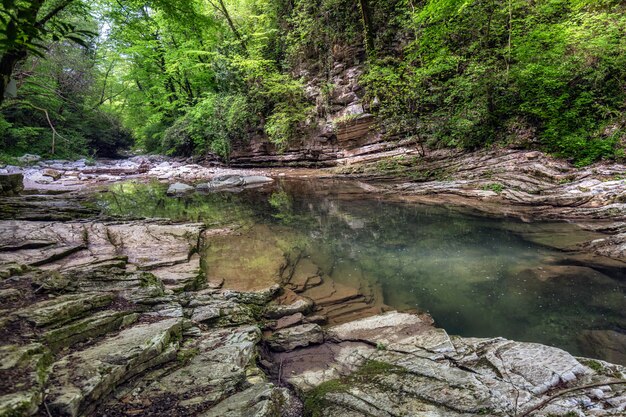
[0,152,625,416]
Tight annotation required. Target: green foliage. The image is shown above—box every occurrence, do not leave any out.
[0,0,94,56]
[95,0,311,158]
[285,0,361,67]
[234,57,312,149]
[481,183,504,194]
[303,360,406,416]
[3,0,625,165]
[162,93,255,158]
[0,4,132,158]
[365,0,626,164]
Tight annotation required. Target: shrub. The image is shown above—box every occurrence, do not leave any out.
[162,93,256,159]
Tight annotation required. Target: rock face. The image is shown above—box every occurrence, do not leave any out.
[269,312,626,417]
[228,59,387,168]
[1,162,625,417]
[47,318,182,416]
[0,173,23,196]
[0,215,302,417]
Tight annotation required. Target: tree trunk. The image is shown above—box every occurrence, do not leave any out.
[0,50,28,104]
[208,0,248,54]
[357,0,375,55]
[0,0,76,105]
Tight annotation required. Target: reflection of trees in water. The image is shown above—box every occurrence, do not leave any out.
[97,179,625,359]
[96,180,255,225]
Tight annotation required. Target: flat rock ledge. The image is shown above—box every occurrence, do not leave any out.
[0,217,624,416]
[270,312,626,416]
[334,149,626,263]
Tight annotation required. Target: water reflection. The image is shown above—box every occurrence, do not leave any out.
[97,179,626,363]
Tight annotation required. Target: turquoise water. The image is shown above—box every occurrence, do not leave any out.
[97,179,626,362]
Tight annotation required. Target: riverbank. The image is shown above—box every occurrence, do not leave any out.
[0,216,624,417]
[5,148,625,260]
[0,150,624,416]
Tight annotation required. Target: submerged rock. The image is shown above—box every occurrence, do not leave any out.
[166,182,195,195]
[579,329,626,366]
[197,174,273,192]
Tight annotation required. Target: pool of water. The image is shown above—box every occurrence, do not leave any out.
[96,179,626,363]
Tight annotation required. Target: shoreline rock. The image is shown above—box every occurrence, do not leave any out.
[0,173,23,196]
[0,152,625,416]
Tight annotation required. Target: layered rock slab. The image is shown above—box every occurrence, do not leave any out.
[46,318,182,416]
[272,312,626,417]
[97,325,268,416]
[0,220,203,291]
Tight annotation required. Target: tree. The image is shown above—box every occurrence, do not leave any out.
[0,0,94,104]
[357,0,374,54]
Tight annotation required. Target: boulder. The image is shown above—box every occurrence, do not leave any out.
[201,174,245,191]
[242,175,274,187]
[265,296,314,319]
[17,154,41,164]
[42,168,62,180]
[166,182,195,196]
[0,173,23,196]
[268,323,324,351]
[198,175,273,192]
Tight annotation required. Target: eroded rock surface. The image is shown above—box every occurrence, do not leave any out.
[0,214,295,416]
[0,173,23,196]
[269,312,626,417]
[1,157,625,417]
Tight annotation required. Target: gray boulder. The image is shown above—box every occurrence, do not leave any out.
[0,173,23,196]
[268,323,324,351]
[242,175,274,186]
[17,154,41,164]
[166,182,195,196]
[197,175,273,192]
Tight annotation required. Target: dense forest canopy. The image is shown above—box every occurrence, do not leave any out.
[0,0,625,165]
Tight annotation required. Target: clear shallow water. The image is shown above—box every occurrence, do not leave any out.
[97,179,626,363]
